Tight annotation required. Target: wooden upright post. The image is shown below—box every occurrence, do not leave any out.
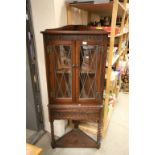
[116,0,128,70]
[66,3,72,25]
[103,0,118,137]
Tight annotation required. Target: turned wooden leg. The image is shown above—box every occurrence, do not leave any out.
[97,110,103,149]
[73,120,79,129]
[50,120,55,148]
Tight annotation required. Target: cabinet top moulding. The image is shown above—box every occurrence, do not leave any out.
[41,25,108,35]
[66,1,128,17]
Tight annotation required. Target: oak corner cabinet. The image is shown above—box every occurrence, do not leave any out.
[41,25,108,149]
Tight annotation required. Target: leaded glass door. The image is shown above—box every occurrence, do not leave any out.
[48,41,76,104]
[76,41,104,104]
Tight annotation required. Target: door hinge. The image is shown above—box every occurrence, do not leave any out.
[47,46,53,53]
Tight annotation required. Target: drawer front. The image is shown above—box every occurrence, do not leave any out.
[48,106,102,121]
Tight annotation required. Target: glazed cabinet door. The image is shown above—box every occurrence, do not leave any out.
[46,40,76,104]
[75,41,106,104]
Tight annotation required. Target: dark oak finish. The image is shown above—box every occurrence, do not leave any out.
[42,25,108,149]
[55,129,98,148]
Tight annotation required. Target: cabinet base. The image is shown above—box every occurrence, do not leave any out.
[52,129,100,148]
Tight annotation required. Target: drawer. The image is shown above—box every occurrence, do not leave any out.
[48,104,102,121]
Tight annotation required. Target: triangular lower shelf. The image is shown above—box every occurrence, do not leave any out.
[55,129,98,148]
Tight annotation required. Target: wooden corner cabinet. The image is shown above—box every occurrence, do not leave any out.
[41,25,108,148]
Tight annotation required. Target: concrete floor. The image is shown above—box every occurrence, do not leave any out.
[34,92,129,155]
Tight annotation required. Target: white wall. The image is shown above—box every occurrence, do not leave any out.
[53,0,67,27]
[30,0,55,133]
[30,0,88,136]
[30,0,69,137]
[71,7,88,25]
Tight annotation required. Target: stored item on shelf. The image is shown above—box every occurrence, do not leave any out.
[88,21,101,26]
[65,0,93,3]
[103,26,120,34]
[100,16,104,26]
[106,46,118,66]
[107,46,118,56]
[90,26,120,35]
[94,0,110,4]
[116,17,122,26]
[123,26,129,33]
[121,73,129,92]
[103,17,111,26]
[77,0,93,2]
[65,0,110,3]
[122,40,127,49]
[117,60,127,75]
[109,94,116,107]
[109,71,119,92]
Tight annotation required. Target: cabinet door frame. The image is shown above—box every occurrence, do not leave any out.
[48,40,76,104]
[75,40,105,105]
